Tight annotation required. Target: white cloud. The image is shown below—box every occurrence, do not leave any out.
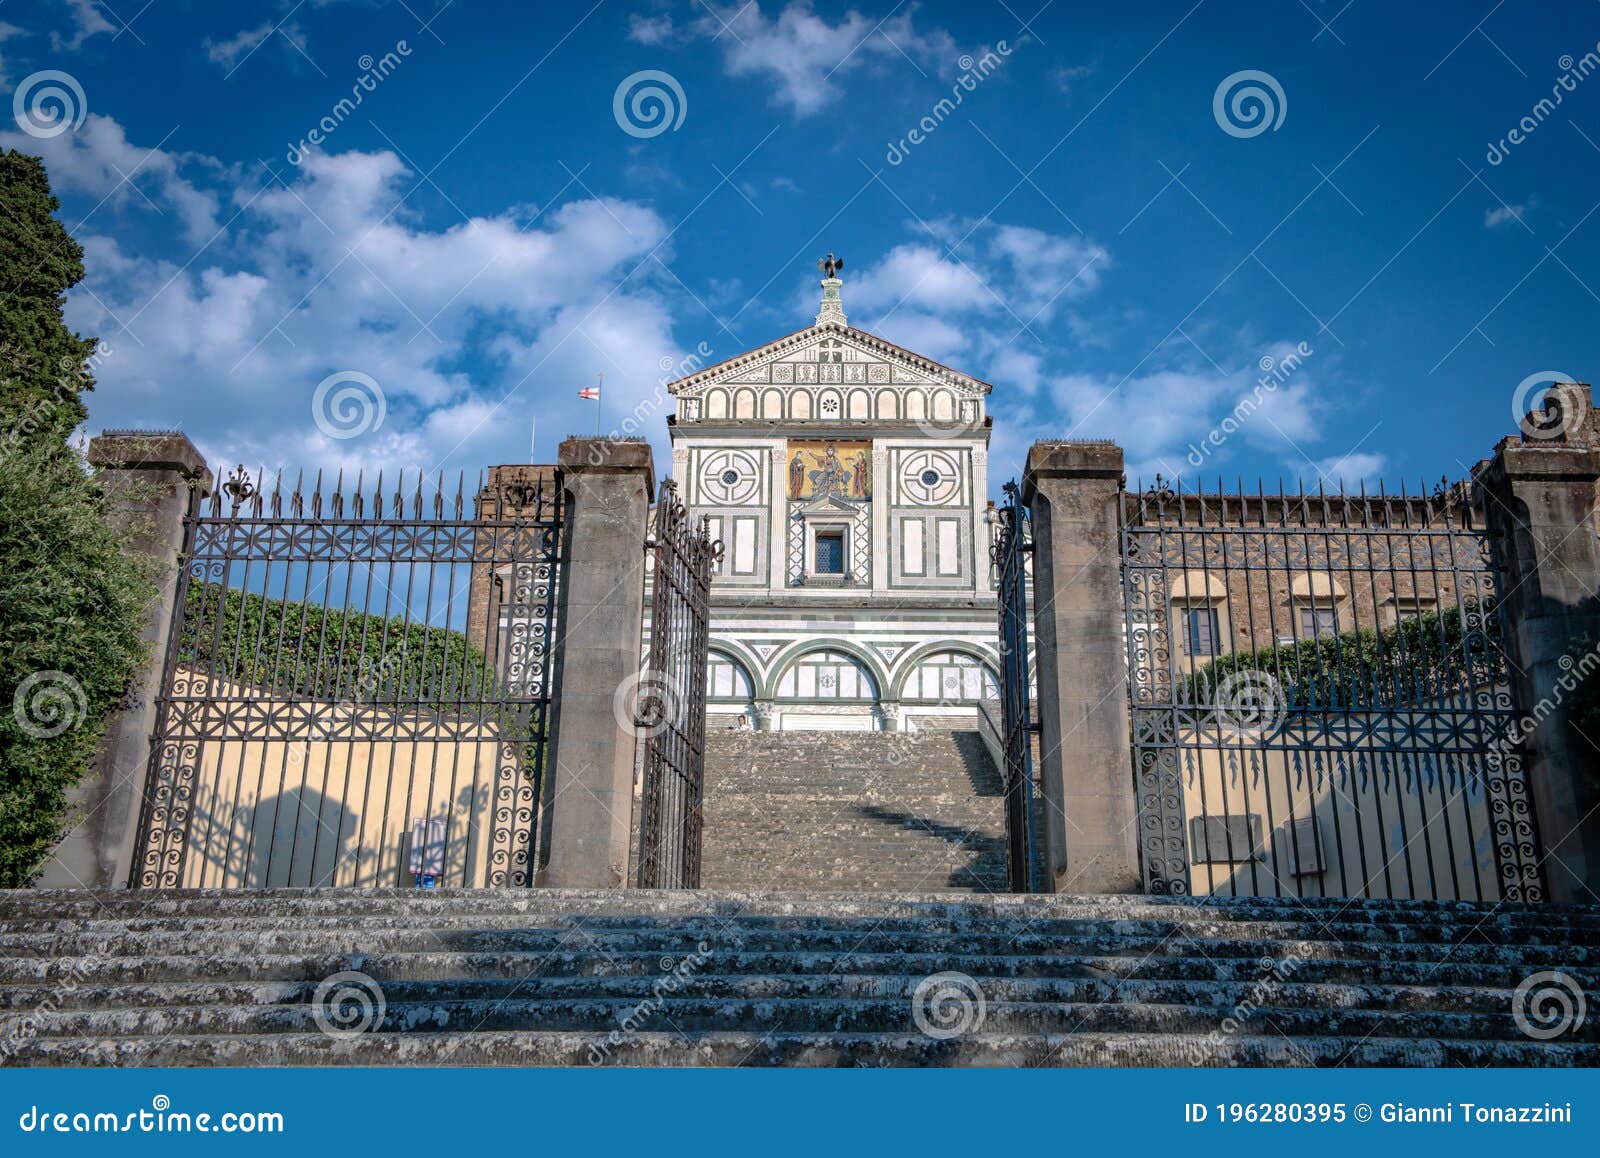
[844,222,1112,326]
[51,0,114,52]
[627,13,677,45]
[989,224,1110,318]
[0,22,23,88]
[692,1,960,117]
[48,118,691,478]
[1485,197,1535,228]
[1315,452,1386,482]
[1048,342,1337,482]
[0,114,220,244]
[826,222,1113,378]
[984,346,1042,395]
[204,23,277,69]
[1052,63,1095,95]
[846,243,994,316]
[867,312,970,364]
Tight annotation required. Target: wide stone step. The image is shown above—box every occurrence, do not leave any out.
[703,809,1000,825]
[4,894,1590,942]
[0,973,1561,1016]
[6,995,1584,1043]
[3,911,1587,948]
[698,864,1007,885]
[2,888,1576,925]
[8,1030,1595,1068]
[2,919,1590,962]
[0,921,1574,953]
[5,949,1588,992]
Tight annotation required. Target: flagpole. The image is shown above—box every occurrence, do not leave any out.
[595,372,602,437]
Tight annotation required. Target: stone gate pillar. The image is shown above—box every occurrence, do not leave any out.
[1023,440,1141,894]
[35,431,210,889]
[1474,390,1600,903]
[541,437,655,888]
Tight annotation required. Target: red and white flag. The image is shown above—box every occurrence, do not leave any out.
[578,386,600,400]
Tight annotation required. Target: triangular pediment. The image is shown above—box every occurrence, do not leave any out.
[668,323,990,398]
[799,492,860,517]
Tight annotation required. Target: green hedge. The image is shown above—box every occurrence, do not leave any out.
[0,446,156,886]
[1181,599,1504,710]
[177,579,505,713]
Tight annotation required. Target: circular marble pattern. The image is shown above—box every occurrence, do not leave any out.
[700,450,761,504]
[901,450,961,505]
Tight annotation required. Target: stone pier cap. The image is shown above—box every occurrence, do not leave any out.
[1022,440,1123,502]
[557,437,656,501]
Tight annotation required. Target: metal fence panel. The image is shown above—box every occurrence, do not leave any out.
[1120,479,1543,902]
[132,466,562,889]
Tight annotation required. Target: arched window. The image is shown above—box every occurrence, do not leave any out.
[706,651,756,702]
[774,649,880,702]
[902,651,1000,703]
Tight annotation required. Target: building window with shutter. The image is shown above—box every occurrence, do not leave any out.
[1300,607,1339,638]
[1185,607,1220,656]
[814,531,845,575]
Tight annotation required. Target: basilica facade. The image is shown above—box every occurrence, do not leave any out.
[666,262,1007,731]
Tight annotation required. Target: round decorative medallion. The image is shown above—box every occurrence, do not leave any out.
[701,450,761,504]
[901,450,960,504]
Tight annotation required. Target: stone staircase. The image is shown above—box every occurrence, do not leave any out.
[1,888,1596,1066]
[700,730,1009,892]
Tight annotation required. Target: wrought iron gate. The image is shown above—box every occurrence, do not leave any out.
[132,466,563,889]
[992,481,1037,892]
[1120,478,1543,902]
[635,480,721,888]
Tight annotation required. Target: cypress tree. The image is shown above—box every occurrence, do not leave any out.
[0,150,153,885]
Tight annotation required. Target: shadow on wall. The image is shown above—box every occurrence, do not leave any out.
[183,780,492,888]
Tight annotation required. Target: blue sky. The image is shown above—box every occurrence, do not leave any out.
[5,0,1600,491]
